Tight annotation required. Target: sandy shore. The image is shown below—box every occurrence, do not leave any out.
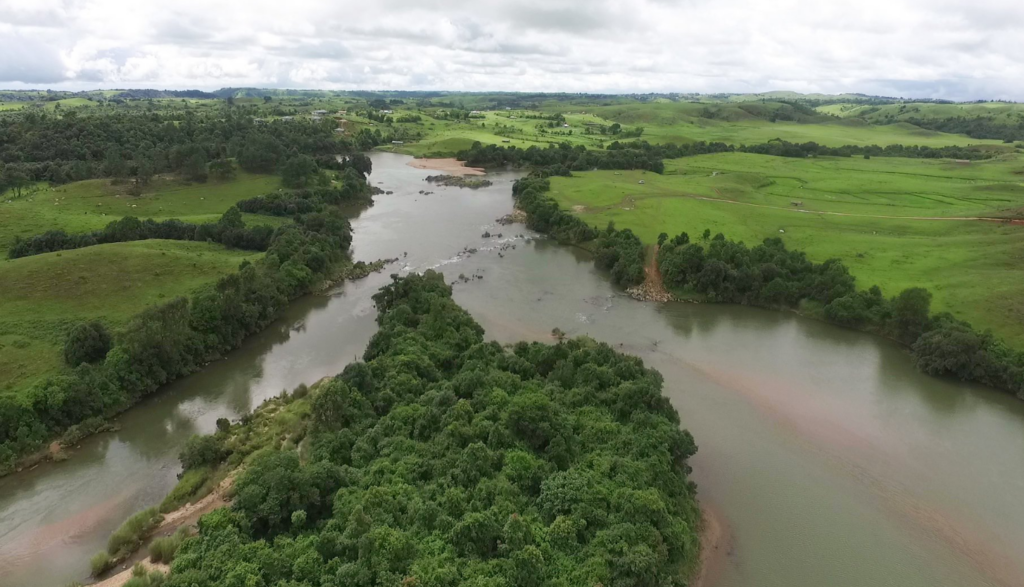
[692,501,731,587]
[88,474,235,586]
[406,157,486,176]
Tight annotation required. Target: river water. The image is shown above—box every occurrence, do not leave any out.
[1,153,1022,587]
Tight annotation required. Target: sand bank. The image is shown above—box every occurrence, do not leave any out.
[406,158,486,176]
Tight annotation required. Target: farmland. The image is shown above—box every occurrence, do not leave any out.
[548,152,1024,345]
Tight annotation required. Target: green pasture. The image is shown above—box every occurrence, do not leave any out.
[390,99,1009,156]
[0,240,261,394]
[819,101,1024,122]
[1,173,281,249]
[582,102,1006,147]
[548,153,1024,345]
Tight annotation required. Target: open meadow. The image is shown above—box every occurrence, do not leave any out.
[577,102,1009,148]
[0,172,284,396]
[1,173,281,249]
[0,240,261,394]
[549,152,1024,345]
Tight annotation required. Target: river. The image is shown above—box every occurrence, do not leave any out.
[1,152,1022,587]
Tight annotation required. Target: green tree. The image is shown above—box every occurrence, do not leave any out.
[183,152,209,182]
[281,155,320,188]
[104,147,128,178]
[208,158,236,181]
[890,287,933,343]
[63,321,112,367]
[178,434,226,471]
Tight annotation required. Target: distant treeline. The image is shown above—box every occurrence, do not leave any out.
[7,210,274,259]
[457,138,995,177]
[0,204,359,473]
[460,142,672,173]
[0,109,356,192]
[903,116,1024,143]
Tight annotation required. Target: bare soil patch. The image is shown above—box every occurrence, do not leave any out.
[407,158,486,176]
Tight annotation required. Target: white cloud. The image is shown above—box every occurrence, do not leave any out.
[0,0,1020,99]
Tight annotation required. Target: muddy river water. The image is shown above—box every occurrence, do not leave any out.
[1,153,1022,587]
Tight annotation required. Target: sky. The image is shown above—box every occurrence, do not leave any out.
[1,0,1022,101]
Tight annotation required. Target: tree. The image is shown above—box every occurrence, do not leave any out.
[890,287,933,343]
[657,232,668,247]
[104,147,128,178]
[1,165,29,197]
[281,155,320,188]
[183,152,208,182]
[63,321,113,367]
[178,434,226,470]
[208,158,236,181]
[263,95,272,103]
[701,228,711,242]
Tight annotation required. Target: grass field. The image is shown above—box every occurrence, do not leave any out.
[549,152,1024,345]
[0,241,261,394]
[581,102,1007,148]
[1,173,282,249]
[384,100,1007,158]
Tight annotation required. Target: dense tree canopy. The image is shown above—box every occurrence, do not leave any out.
[0,108,353,188]
[165,272,702,587]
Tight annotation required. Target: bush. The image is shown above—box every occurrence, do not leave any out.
[107,507,163,555]
[64,322,112,367]
[149,526,191,563]
[160,467,212,513]
[179,434,227,471]
[90,551,113,576]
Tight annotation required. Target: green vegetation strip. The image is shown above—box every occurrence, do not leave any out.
[137,271,702,587]
[516,170,1024,401]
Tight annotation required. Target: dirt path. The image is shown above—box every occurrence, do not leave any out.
[581,192,1024,223]
[626,245,672,302]
[406,158,486,176]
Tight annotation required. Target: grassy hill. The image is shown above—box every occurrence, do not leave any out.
[0,240,261,394]
[548,152,1024,345]
[1,173,281,249]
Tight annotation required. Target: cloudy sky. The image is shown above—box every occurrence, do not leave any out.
[1,0,1022,100]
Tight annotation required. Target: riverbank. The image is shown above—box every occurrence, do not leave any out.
[89,473,235,585]
[693,502,730,587]
[406,157,486,175]
[91,560,169,587]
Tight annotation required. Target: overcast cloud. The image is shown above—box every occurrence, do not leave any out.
[0,0,1022,100]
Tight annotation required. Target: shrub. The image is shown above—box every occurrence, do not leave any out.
[90,551,113,576]
[64,322,112,367]
[179,434,227,471]
[149,526,191,563]
[107,507,163,555]
[160,467,212,513]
